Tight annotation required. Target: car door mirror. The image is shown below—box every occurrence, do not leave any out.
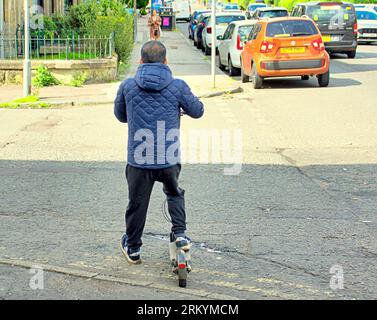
[217,35,223,40]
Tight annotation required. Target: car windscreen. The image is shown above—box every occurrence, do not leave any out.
[238,25,254,42]
[306,3,356,24]
[356,10,377,20]
[266,20,319,37]
[194,11,209,19]
[225,5,239,10]
[259,10,289,18]
[248,4,267,11]
[215,15,245,24]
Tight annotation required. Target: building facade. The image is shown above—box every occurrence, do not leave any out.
[0,0,82,37]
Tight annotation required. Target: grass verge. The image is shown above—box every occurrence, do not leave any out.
[0,96,52,109]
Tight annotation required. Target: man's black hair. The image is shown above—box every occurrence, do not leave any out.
[141,41,167,63]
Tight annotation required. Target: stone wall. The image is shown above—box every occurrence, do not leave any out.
[0,57,118,85]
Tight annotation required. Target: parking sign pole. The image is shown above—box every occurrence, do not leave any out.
[23,0,31,97]
[211,0,216,88]
[133,0,137,43]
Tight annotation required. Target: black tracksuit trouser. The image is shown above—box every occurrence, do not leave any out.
[125,164,186,250]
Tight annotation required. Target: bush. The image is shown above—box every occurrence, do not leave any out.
[65,1,98,32]
[63,0,134,64]
[69,72,88,87]
[32,65,60,88]
[89,15,134,64]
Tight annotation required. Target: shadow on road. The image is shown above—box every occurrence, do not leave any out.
[233,76,361,89]
[1,160,376,299]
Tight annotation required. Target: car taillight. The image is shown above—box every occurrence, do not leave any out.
[207,26,212,34]
[260,40,274,53]
[353,22,358,35]
[236,35,243,50]
[312,37,325,51]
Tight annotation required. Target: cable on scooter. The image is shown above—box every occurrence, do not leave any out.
[161,199,172,223]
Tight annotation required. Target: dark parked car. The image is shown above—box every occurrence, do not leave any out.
[193,13,211,49]
[291,2,358,58]
[188,10,211,40]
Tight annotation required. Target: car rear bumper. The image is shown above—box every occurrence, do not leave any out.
[324,40,357,53]
[358,34,377,41]
[357,28,377,41]
[258,56,329,77]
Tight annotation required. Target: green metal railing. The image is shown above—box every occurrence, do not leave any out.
[0,32,115,60]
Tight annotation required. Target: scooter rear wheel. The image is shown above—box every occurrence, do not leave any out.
[177,250,188,288]
[178,268,187,287]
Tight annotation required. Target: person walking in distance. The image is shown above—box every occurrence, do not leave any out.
[148,10,162,40]
[114,41,204,264]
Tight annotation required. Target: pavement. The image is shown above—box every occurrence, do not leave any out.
[0,16,241,107]
[1,16,377,300]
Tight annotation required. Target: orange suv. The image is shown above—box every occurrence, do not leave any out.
[240,17,330,89]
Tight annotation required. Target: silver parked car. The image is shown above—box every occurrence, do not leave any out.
[217,20,256,76]
[202,13,246,55]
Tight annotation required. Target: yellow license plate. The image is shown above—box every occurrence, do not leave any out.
[322,35,331,42]
[280,47,305,54]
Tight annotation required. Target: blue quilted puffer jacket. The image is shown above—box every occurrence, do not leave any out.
[114,63,204,169]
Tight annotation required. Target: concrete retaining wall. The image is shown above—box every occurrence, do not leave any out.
[0,57,118,85]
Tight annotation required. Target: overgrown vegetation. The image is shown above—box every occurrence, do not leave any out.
[35,0,135,64]
[69,72,88,87]
[32,65,60,88]
[0,96,51,109]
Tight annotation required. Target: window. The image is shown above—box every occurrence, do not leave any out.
[356,10,377,20]
[248,4,267,11]
[266,20,318,37]
[306,4,356,23]
[222,25,232,39]
[215,15,245,25]
[228,24,235,39]
[65,0,74,13]
[259,10,289,18]
[238,25,254,42]
[248,23,262,40]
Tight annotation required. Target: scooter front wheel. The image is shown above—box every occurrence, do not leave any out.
[177,250,187,288]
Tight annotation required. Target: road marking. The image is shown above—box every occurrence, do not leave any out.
[0,257,239,300]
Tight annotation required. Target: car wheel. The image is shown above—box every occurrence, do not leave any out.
[204,44,211,56]
[217,54,226,71]
[197,39,202,49]
[228,57,239,77]
[240,61,249,83]
[251,62,263,89]
[193,38,197,46]
[347,50,356,59]
[301,75,310,80]
[318,70,330,87]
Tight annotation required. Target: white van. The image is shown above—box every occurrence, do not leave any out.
[173,0,191,21]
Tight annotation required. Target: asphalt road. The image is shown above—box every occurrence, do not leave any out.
[1,22,377,300]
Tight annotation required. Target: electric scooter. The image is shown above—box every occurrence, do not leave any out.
[169,233,192,288]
